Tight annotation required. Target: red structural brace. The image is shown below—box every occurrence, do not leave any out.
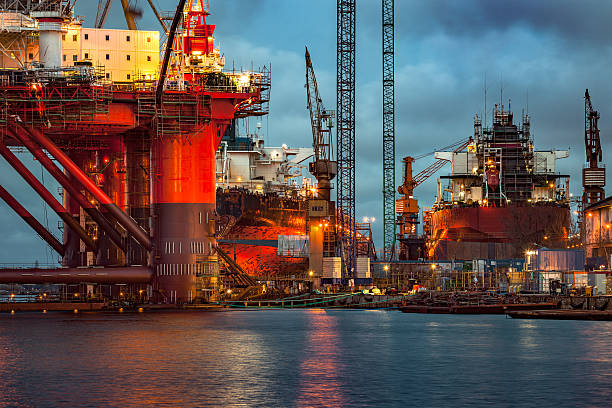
[15,122,152,251]
[0,266,152,284]
[0,185,65,256]
[0,143,97,252]
[8,126,125,251]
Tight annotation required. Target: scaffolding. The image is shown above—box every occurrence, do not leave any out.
[0,66,111,131]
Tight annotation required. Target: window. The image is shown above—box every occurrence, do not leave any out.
[105,35,109,41]
[147,56,151,62]
[147,37,151,43]
[72,54,77,61]
[63,55,66,62]
[28,53,33,59]
[84,53,89,59]
[62,34,66,40]
[105,54,110,60]
[127,74,131,80]
[84,33,88,40]
[106,73,110,79]
[72,34,77,41]
[126,35,130,42]
[126,55,130,61]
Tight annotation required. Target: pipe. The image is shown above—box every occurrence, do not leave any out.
[0,266,152,284]
[8,127,125,251]
[0,185,65,256]
[15,122,152,251]
[0,143,97,252]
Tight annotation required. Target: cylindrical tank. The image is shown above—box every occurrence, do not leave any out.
[36,17,65,68]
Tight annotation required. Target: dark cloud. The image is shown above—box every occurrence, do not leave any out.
[2,0,611,259]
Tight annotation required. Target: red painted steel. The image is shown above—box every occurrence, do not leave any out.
[14,122,151,251]
[0,185,64,256]
[0,143,97,252]
[0,266,152,284]
[153,124,219,204]
[8,126,126,251]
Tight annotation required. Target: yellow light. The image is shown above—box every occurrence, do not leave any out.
[139,290,143,295]
[549,183,555,188]
[119,292,124,296]
[319,223,323,227]
[74,293,79,297]
[227,289,232,294]
[587,212,593,217]
[119,308,124,313]
[218,177,223,182]
[431,264,436,270]
[42,310,47,314]
[383,265,389,271]
[138,307,144,313]
[73,309,78,314]
[192,51,202,56]
[309,270,313,276]
[237,177,242,182]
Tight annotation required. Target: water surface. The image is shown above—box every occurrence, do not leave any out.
[1,309,611,407]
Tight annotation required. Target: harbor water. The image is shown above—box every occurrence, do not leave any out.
[1,309,611,407]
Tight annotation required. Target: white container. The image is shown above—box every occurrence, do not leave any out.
[355,257,371,278]
[323,257,342,279]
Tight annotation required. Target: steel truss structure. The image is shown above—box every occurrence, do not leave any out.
[382,0,395,261]
[336,0,356,277]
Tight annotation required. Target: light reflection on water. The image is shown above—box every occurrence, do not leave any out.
[296,309,346,407]
[0,311,611,407]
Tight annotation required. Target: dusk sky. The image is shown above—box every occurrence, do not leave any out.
[1,0,610,263]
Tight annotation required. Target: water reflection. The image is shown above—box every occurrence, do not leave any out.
[296,309,346,408]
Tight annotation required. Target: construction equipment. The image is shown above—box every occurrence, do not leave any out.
[582,89,605,207]
[382,0,396,261]
[336,0,357,278]
[396,137,472,259]
[305,47,337,202]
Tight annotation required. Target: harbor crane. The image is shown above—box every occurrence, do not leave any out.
[582,89,605,207]
[396,137,472,259]
[305,47,337,202]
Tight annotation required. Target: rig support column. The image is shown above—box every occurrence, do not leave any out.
[152,123,225,303]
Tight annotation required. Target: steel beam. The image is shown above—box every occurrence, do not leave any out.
[0,185,64,256]
[0,143,97,252]
[14,122,152,251]
[8,126,126,252]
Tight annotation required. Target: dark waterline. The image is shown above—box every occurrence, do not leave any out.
[1,309,611,408]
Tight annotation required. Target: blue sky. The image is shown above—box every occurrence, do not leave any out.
[1,0,611,263]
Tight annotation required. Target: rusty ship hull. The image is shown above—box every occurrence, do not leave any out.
[428,204,570,260]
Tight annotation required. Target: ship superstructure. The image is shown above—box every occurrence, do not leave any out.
[423,105,572,260]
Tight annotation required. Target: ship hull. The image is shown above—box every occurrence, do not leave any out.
[428,204,570,260]
[216,189,308,277]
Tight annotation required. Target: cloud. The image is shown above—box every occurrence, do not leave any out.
[2,0,611,259]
